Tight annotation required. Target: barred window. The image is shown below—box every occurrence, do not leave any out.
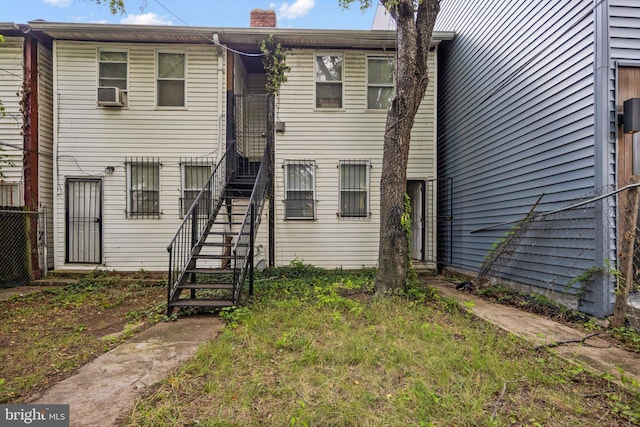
[339,160,370,218]
[181,158,214,216]
[127,158,160,218]
[0,182,22,207]
[315,54,343,109]
[99,50,128,90]
[367,56,394,110]
[285,160,316,219]
[157,52,185,107]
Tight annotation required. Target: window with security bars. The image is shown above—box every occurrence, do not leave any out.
[181,159,213,216]
[0,182,22,207]
[157,52,185,107]
[285,161,316,219]
[367,56,395,110]
[339,160,370,218]
[127,158,160,218]
[99,50,127,90]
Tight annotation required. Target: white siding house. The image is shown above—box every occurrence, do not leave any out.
[275,49,438,267]
[0,36,25,204]
[52,40,223,270]
[26,21,452,272]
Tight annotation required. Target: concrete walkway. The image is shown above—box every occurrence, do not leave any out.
[27,316,224,427]
[432,280,640,387]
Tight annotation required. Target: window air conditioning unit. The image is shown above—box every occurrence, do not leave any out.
[97,86,125,107]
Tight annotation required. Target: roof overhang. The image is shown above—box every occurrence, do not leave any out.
[0,22,25,37]
[1,22,54,45]
[25,21,455,52]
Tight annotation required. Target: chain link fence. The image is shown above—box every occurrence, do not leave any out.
[475,185,619,315]
[0,207,48,289]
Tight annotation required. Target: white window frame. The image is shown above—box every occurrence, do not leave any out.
[180,162,213,217]
[156,50,187,108]
[284,160,316,220]
[366,55,395,110]
[314,53,344,110]
[0,181,23,207]
[97,49,129,106]
[98,48,128,90]
[126,160,161,218]
[338,160,370,218]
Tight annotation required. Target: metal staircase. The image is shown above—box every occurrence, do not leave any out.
[166,94,273,315]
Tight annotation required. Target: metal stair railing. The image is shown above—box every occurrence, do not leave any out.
[167,148,232,303]
[232,142,272,304]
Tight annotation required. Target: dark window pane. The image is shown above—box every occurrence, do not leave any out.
[340,191,367,217]
[316,83,342,108]
[158,80,185,106]
[100,62,127,80]
[285,198,314,218]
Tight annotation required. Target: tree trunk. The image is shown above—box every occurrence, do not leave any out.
[375,0,440,295]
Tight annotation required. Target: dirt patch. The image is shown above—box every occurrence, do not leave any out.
[0,286,57,302]
[0,278,166,403]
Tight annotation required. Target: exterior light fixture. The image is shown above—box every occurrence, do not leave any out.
[623,98,640,134]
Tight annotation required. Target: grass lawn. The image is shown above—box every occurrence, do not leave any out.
[126,264,640,426]
[0,272,166,403]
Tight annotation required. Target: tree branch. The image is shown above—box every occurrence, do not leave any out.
[533,333,605,350]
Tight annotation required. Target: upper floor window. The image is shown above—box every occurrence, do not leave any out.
[339,160,370,218]
[285,160,316,219]
[127,158,160,218]
[99,50,127,90]
[157,52,185,107]
[315,54,343,109]
[367,56,394,110]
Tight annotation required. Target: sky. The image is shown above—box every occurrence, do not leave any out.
[3,0,378,30]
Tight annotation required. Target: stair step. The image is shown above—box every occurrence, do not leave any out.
[186,268,235,274]
[210,221,245,226]
[169,299,234,309]
[215,213,249,218]
[219,202,250,208]
[193,254,234,260]
[220,207,251,211]
[225,183,252,186]
[207,230,250,236]
[178,283,234,290]
[200,241,249,247]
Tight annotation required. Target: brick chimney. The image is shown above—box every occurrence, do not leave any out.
[250,9,277,28]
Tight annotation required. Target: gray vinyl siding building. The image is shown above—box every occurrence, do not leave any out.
[434,0,640,317]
